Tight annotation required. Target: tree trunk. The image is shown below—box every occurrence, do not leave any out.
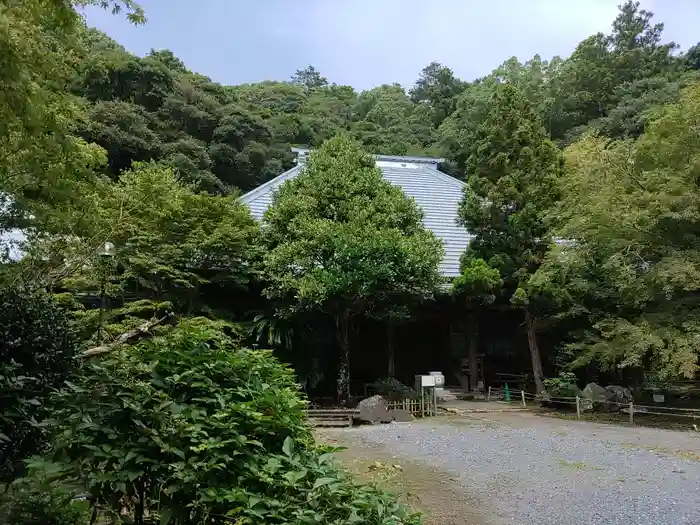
[82,313,174,357]
[336,311,351,404]
[135,480,144,525]
[467,314,479,391]
[89,505,98,525]
[387,323,395,377]
[524,307,545,395]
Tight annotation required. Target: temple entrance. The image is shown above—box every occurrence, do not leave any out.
[447,308,530,392]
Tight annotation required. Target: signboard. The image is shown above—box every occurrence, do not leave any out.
[421,375,436,387]
[415,374,436,387]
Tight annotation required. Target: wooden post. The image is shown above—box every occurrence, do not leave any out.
[387,323,395,377]
[421,388,425,417]
[487,386,492,401]
[467,314,478,392]
[629,401,634,425]
[433,387,437,416]
[521,390,526,407]
[576,396,581,420]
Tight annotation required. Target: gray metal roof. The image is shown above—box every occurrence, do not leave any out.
[240,155,471,278]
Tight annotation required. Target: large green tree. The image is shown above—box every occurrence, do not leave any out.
[409,62,466,127]
[12,162,259,344]
[0,1,143,239]
[261,136,443,401]
[452,259,502,391]
[534,84,700,381]
[457,84,561,394]
[352,84,436,155]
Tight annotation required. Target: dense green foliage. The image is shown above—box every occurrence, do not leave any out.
[533,84,700,381]
[452,259,502,306]
[14,0,692,206]
[0,474,90,525]
[8,159,260,349]
[39,320,418,525]
[0,287,79,482]
[262,137,443,401]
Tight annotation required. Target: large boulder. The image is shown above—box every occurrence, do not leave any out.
[581,382,607,402]
[605,385,633,410]
[581,382,615,412]
[357,395,389,423]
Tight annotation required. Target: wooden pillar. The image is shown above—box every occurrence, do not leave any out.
[387,323,395,377]
[467,313,479,391]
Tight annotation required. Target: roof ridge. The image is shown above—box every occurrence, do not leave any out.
[239,165,301,204]
[291,147,444,165]
[375,154,445,164]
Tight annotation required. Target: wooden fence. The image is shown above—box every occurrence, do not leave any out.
[387,397,437,417]
[307,396,438,428]
[488,386,700,425]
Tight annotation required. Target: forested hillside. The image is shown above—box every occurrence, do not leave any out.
[3,0,700,392]
[22,0,694,195]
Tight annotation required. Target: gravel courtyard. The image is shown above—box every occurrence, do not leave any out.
[334,411,700,525]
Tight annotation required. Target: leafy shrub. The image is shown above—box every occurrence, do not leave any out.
[0,474,90,525]
[0,287,79,482]
[230,435,420,525]
[370,377,418,401]
[46,318,418,524]
[543,372,580,399]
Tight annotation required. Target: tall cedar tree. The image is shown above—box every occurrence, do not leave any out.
[262,137,443,402]
[458,84,561,394]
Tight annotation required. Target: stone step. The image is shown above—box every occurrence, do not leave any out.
[308,409,359,415]
[307,408,356,428]
[310,418,353,427]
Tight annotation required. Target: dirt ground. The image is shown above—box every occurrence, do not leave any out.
[318,428,493,525]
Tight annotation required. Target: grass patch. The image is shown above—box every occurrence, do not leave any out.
[317,430,490,525]
[432,416,474,429]
[622,443,700,462]
[532,407,698,431]
[556,458,602,471]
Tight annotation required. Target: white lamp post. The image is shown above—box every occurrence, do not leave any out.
[97,242,116,343]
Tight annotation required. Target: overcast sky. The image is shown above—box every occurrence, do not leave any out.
[83,1,700,91]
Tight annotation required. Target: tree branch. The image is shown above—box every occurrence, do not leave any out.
[82,312,175,358]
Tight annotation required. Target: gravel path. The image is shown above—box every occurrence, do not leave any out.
[348,412,700,525]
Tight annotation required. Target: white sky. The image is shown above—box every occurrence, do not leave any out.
[85,1,700,90]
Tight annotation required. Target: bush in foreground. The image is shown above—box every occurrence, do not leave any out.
[41,318,418,524]
[0,287,79,482]
[0,473,90,525]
